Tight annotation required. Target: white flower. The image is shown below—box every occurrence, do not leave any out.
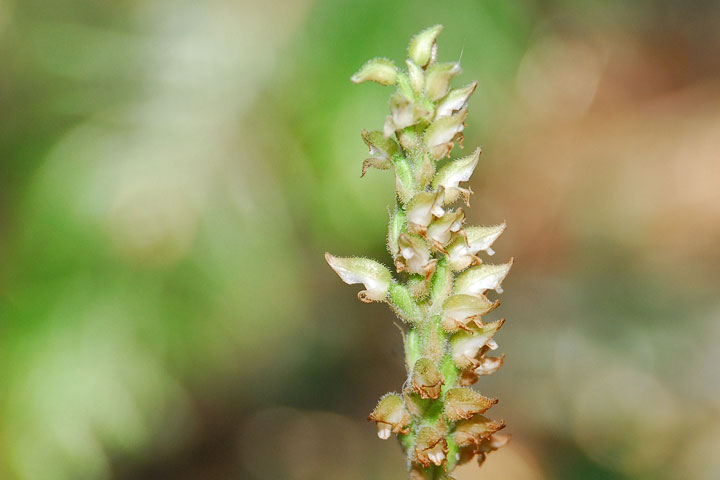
[405,188,445,232]
[441,294,499,331]
[424,108,467,159]
[435,82,478,119]
[325,253,393,302]
[446,223,506,271]
[432,147,480,204]
[451,319,505,369]
[453,260,513,295]
[426,208,465,247]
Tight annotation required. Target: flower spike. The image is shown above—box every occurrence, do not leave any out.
[326,25,512,478]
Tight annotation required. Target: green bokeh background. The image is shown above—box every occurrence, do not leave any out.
[1,1,719,479]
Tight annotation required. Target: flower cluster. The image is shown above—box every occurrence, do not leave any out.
[326,25,512,479]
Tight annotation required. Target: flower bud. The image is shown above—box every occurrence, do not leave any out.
[395,233,436,279]
[368,393,412,439]
[394,156,416,204]
[411,357,444,399]
[453,415,505,447]
[351,57,398,85]
[424,62,462,101]
[325,253,393,302]
[389,93,414,130]
[453,259,513,296]
[388,283,423,324]
[435,82,478,119]
[421,317,446,362]
[432,147,480,205]
[441,294,499,332]
[429,257,452,306]
[414,425,448,467]
[408,24,443,68]
[387,208,406,259]
[415,152,436,189]
[397,127,421,151]
[446,223,506,270]
[424,108,467,159]
[444,387,498,421]
[406,59,425,94]
[426,208,465,248]
[451,319,505,369]
[406,188,445,232]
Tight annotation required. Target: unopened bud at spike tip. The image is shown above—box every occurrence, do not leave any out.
[408,24,443,68]
[329,25,512,476]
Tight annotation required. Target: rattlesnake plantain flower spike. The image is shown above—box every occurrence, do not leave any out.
[327,26,512,476]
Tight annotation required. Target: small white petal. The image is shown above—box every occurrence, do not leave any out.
[377,424,392,440]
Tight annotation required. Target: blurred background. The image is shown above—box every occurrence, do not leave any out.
[1,0,719,479]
